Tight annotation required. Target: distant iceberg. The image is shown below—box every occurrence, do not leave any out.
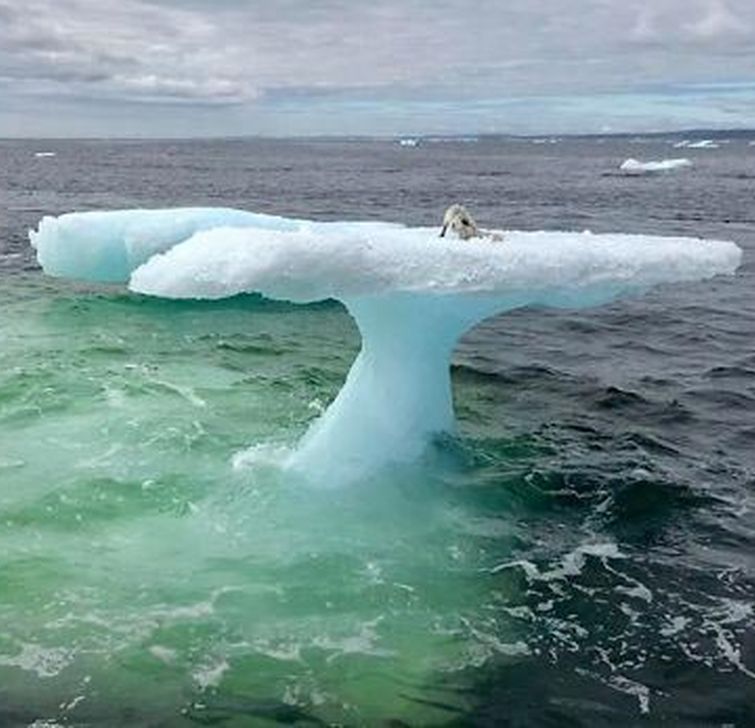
[620,158,693,175]
[33,151,56,158]
[30,208,742,484]
[686,140,719,149]
[398,138,419,147]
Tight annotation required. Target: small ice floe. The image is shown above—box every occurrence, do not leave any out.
[398,138,419,147]
[34,151,56,158]
[687,139,719,149]
[619,158,692,175]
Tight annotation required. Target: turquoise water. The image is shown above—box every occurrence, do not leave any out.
[2,137,755,725]
[0,275,531,725]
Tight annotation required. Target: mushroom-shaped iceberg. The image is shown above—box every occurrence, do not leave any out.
[31,208,742,485]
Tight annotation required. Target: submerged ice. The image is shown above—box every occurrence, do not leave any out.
[31,208,742,484]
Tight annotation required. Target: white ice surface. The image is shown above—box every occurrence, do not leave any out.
[31,208,743,484]
[130,224,738,305]
[30,208,294,283]
[30,207,399,284]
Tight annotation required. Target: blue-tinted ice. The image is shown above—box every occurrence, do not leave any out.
[31,208,742,484]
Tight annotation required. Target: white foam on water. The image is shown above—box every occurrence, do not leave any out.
[193,657,231,690]
[607,674,651,714]
[0,643,74,678]
[232,442,293,471]
[490,541,624,582]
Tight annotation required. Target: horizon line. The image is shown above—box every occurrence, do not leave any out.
[2,126,755,143]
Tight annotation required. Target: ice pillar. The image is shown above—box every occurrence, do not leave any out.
[287,293,501,484]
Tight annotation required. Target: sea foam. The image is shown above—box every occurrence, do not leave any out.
[31,208,742,484]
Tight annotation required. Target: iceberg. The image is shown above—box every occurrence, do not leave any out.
[686,139,719,149]
[31,208,300,283]
[30,208,742,485]
[620,158,692,174]
[30,208,400,284]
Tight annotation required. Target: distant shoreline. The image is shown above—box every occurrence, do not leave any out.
[1,128,754,144]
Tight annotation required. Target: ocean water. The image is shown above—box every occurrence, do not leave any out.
[1,136,754,726]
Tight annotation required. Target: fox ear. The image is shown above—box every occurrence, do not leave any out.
[439,224,448,237]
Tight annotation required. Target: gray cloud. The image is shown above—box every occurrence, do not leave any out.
[0,0,754,135]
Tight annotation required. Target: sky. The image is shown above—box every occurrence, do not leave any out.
[1,0,754,137]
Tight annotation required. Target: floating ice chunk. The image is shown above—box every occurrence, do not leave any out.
[129,222,739,484]
[620,158,692,174]
[30,208,399,284]
[130,225,739,306]
[687,139,719,149]
[33,151,56,158]
[31,208,742,485]
[30,207,299,283]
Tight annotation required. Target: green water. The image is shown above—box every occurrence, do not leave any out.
[0,275,525,725]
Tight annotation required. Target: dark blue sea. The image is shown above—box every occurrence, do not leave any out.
[0,135,753,726]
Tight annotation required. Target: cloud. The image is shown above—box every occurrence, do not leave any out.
[0,0,251,103]
[1,0,754,135]
[685,0,750,40]
[628,0,751,47]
